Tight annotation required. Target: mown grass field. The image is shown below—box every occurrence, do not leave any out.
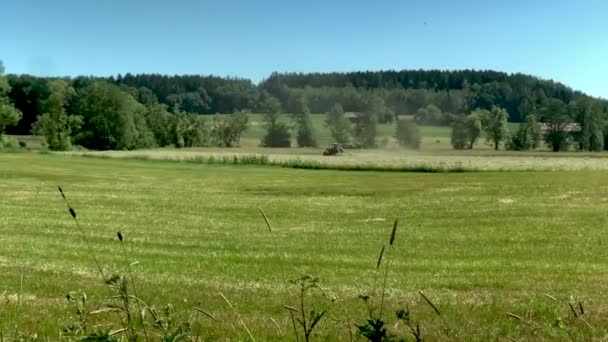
[3,152,608,339]
[237,114,455,150]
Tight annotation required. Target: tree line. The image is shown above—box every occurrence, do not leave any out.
[1,60,607,152]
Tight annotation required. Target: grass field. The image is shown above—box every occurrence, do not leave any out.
[236,114,455,150]
[3,152,608,339]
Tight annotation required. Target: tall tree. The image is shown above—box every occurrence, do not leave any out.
[507,114,541,150]
[286,92,310,115]
[325,103,352,144]
[287,93,317,147]
[73,81,154,150]
[262,106,291,147]
[293,112,317,147]
[480,106,510,150]
[257,94,282,114]
[0,61,23,136]
[211,110,249,147]
[576,100,604,151]
[415,104,443,125]
[451,113,482,149]
[32,80,82,150]
[354,94,382,148]
[395,120,421,149]
[541,98,571,152]
[145,104,175,147]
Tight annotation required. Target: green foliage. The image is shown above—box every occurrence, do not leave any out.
[480,106,510,150]
[0,63,22,136]
[211,111,249,147]
[287,275,328,342]
[325,103,352,144]
[395,120,421,149]
[4,68,608,137]
[286,92,310,115]
[507,114,541,150]
[379,107,395,124]
[603,123,608,151]
[0,135,20,149]
[145,104,175,147]
[574,100,604,151]
[451,113,482,150]
[293,112,317,147]
[354,112,377,148]
[541,98,571,152]
[257,94,282,114]
[353,95,383,148]
[172,110,208,148]
[0,104,22,135]
[32,80,82,151]
[262,70,608,124]
[415,104,443,125]
[73,81,155,150]
[262,111,291,147]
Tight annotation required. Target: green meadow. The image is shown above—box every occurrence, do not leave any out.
[3,151,608,340]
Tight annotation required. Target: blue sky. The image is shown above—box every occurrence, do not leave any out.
[1,0,606,98]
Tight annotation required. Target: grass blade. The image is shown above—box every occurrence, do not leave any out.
[258,208,272,232]
[194,307,217,321]
[389,219,398,245]
[220,292,255,341]
[57,186,106,283]
[270,317,283,335]
[419,291,441,316]
[376,245,385,270]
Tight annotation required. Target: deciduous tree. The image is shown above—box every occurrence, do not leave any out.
[32,80,81,150]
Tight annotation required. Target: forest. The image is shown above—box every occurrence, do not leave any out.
[1,61,607,152]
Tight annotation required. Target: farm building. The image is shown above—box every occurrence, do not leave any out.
[344,112,360,122]
[397,114,415,121]
[539,123,581,133]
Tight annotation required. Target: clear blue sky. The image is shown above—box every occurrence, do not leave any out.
[1,0,606,98]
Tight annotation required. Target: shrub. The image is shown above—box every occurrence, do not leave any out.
[262,124,291,147]
[395,120,421,149]
[325,104,352,144]
[415,104,443,125]
[451,114,482,150]
[293,112,317,147]
[262,111,291,147]
[0,135,19,149]
[211,111,249,147]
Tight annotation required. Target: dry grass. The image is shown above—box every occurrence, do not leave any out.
[60,147,608,172]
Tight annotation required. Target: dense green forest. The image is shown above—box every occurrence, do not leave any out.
[1,60,607,151]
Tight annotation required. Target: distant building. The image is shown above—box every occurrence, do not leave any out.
[344,112,360,122]
[397,114,415,121]
[539,123,581,133]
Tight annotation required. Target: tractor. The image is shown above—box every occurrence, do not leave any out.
[323,143,344,156]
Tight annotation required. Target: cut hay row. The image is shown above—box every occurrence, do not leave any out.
[58,149,608,172]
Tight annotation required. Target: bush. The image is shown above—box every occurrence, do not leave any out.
[415,104,443,125]
[211,112,249,147]
[293,113,317,147]
[395,120,421,149]
[354,112,377,148]
[262,124,291,147]
[0,135,19,149]
[451,114,482,150]
[262,111,291,147]
[450,119,469,150]
[325,104,352,144]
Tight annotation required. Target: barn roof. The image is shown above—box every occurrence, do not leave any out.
[539,123,581,132]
